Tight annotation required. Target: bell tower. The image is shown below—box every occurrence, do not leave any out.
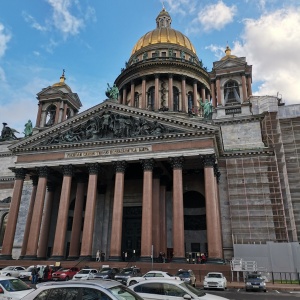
[35,70,82,130]
[209,46,253,118]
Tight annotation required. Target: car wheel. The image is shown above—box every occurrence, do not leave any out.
[264,290,267,293]
[6,274,11,276]
[129,280,137,286]
[65,276,69,281]
[193,281,196,287]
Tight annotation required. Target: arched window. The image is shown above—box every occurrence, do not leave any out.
[147,87,155,111]
[134,92,139,108]
[45,104,56,126]
[173,87,179,111]
[224,80,240,105]
[188,92,193,113]
[0,213,8,246]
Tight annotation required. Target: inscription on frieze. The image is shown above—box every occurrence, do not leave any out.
[65,146,152,159]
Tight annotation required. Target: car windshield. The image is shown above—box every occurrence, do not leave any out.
[180,282,206,297]
[247,275,262,279]
[207,274,222,278]
[120,269,134,275]
[109,284,143,300]
[78,270,91,274]
[176,271,190,277]
[99,269,111,274]
[58,268,69,272]
[0,279,32,292]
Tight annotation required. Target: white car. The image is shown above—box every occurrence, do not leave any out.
[0,266,25,277]
[127,270,180,286]
[0,275,34,299]
[129,279,229,300]
[72,268,98,280]
[203,272,227,290]
[18,265,46,281]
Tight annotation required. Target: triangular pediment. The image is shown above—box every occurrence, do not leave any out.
[213,57,246,70]
[37,86,63,96]
[10,100,220,153]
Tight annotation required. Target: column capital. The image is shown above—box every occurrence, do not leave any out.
[140,159,155,171]
[61,164,73,176]
[36,166,49,178]
[214,164,221,184]
[200,154,216,167]
[86,163,100,174]
[12,168,27,180]
[181,75,187,80]
[169,156,184,169]
[114,161,127,173]
[30,175,39,186]
[168,73,174,78]
[155,74,160,79]
[46,182,55,192]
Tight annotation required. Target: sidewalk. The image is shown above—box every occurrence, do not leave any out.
[226,281,300,291]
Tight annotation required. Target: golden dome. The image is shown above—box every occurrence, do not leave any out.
[221,45,237,60]
[131,8,196,55]
[52,70,72,92]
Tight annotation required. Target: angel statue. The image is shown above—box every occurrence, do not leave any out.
[199,99,213,120]
[106,83,119,100]
[1,122,19,140]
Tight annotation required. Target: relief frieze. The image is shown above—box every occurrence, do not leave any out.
[41,111,178,146]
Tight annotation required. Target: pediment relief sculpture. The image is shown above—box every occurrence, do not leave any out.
[41,111,180,146]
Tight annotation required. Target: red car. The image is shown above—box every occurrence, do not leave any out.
[52,267,80,281]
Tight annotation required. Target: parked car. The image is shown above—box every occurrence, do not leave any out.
[175,269,196,287]
[21,279,144,300]
[127,270,180,286]
[129,279,230,300]
[94,267,120,279]
[0,275,34,299]
[0,266,25,277]
[72,268,98,280]
[114,267,142,285]
[19,266,43,281]
[203,272,227,291]
[52,267,80,281]
[245,273,266,292]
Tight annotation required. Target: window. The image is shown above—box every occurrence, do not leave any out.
[162,283,186,297]
[34,290,50,300]
[224,80,240,105]
[134,282,163,295]
[43,287,79,300]
[147,87,155,111]
[0,213,8,246]
[45,104,57,126]
[173,87,179,111]
[82,288,111,300]
[161,52,166,57]
[134,92,139,108]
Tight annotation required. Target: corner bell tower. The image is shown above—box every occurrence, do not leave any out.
[35,70,82,130]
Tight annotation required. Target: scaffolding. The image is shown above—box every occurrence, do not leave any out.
[261,112,298,241]
[226,155,288,244]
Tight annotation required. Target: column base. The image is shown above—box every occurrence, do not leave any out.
[79,255,92,261]
[0,254,13,260]
[139,256,152,262]
[172,257,187,263]
[23,255,38,260]
[48,255,64,261]
[108,256,122,262]
[67,256,79,260]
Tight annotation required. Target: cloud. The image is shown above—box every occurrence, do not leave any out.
[232,7,300,103]
[22,12,48,32]
[0,23,11,57]
[195,1,237,32]
[47,0,84,37]
[164,0,197,16]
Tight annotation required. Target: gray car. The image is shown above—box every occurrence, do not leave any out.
[21,279,144,300]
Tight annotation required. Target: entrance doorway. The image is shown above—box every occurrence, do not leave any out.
[122,206,142,261]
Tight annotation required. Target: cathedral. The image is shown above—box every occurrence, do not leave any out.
[0,8,300,264]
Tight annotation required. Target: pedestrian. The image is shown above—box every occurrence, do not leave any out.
[101,251,105,262]
[43,265,50,281]
[96,249,100,262]
[31,266,38,284]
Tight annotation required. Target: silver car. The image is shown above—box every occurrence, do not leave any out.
[21,279,144,300]
[129,279,230,300]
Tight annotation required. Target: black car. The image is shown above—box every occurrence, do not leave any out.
[94,267,120,279]
[245,273,267,292]
[114,267,142,285]
[175,269,196,287]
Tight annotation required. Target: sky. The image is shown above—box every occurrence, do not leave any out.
[0,0,300,136]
